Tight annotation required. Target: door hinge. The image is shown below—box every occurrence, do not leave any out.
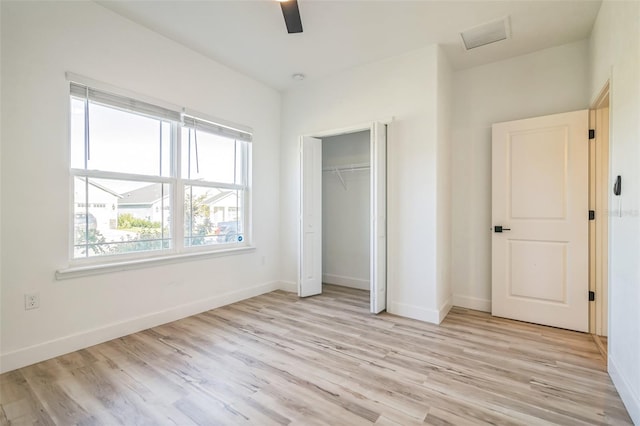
[589,291,595,301]
[589,129,595,139]
[589,210,595,220]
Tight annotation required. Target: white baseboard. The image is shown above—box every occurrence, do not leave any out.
[322,273,369,290]
[438,297,453,323]
[278,281,298,293]
[0,281,282,374]
[453,294,491,312]
[609,354,640,424]
[388,301,439,324]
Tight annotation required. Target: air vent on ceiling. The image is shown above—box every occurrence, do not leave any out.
[460,17,511,50]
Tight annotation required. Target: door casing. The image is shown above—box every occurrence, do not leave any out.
[589,81,610,337]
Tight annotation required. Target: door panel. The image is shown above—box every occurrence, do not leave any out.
[509,240,567,302]
[492,110,588,332]
[510,128,567,219]
[371,122,387,313]
[300,136,322,297]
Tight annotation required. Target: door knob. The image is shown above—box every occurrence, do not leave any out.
[494,226,511,233]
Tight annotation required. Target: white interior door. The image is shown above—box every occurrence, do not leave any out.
[370,123,387,313]
[492,110,589,332]
[299,136,322,297]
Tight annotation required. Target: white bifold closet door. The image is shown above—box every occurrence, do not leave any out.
[299,136,322,297]
[370,122,387,313]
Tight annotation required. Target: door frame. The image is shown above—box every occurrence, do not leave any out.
[298,118,392,313]
[589,81,610,337]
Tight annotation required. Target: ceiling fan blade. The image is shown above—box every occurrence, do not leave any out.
[280,0,303,34]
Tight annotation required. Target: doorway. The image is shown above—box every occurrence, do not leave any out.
[491,104,612,337]
[299,122,387,314]
[322,131,371,298]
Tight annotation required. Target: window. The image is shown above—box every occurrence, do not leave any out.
[70,82,251,260]
[181,116,248,248]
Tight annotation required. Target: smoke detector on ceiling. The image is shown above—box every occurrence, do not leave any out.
[460,16,511,51]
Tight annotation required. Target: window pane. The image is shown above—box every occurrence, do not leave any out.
[73,178,171,258]
[161,121,172,177]
[70,98,86,169]
[86,102,170,176]
[181,128,240,184]
[184,185,244,247]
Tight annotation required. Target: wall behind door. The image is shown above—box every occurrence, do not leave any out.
[322,132,370,290]
[451,40,590,312]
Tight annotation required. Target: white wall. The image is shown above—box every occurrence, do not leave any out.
[436,48,453,316]
[451,40,590,312]
[0,1,281,372]
[0,3,3,346]
[589,1,640,422]
[322,131,370,290]
[281,45,452,323]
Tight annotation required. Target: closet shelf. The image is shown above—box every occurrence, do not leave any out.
[321,162,370,172]
[322,163,370,190]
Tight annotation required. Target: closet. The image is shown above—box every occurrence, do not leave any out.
[299,121,386,313]
[321,130,371,295]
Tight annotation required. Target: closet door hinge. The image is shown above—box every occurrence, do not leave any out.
[589,210,595,220]
[589,291,595,301]
[589,129,595,139]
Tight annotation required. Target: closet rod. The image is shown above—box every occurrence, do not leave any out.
[322,162,370,172]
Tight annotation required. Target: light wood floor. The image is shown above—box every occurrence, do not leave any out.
[0,285,632,425]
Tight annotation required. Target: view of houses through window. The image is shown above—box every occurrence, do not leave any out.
[70,83,250,259]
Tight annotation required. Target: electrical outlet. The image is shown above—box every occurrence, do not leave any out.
[25,293,39,310]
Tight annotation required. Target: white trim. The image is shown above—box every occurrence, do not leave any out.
[438,297,453,323]
[388,301,440,324]
[0,280,280,374]
[588,70,613,107]
[609,355,640,424]
[306,117,394,138]
[323,274,369,290]
[57,246,255,280]
[453,294,492,312]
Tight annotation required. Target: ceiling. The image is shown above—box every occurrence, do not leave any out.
[97,0,601,91]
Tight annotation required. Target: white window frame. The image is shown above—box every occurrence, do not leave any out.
[63,74,253,273]
[180,115,250,251]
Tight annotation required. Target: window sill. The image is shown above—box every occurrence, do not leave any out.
[56,246,256,280]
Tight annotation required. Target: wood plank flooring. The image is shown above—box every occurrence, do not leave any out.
[0,285,632,425]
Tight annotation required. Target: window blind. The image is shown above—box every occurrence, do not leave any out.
[70,82,182,123]
[183,115,252,142]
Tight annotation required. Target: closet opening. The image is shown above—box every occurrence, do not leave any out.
[298,122,387,314]
[322,131,371,310]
